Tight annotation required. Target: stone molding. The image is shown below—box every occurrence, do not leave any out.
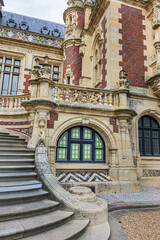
[0,26,64,49]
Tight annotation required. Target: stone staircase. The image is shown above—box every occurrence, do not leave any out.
[0,132,89,239]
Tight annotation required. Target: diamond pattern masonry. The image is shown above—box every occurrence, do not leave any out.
[119,5,147,88]
[56,171,111,183]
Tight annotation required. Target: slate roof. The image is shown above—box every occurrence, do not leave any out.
[0,11,65,39]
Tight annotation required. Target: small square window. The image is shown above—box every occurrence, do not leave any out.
[4,66,11,71]
[14,60,20,66]
[5,58,12,64]
[53,73,59,79]
[0,58,3,63]
[13,67,20,73]
[54,66,59,72]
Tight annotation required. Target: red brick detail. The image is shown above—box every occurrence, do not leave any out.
[0,121,30,125]
[101,17,107,89]
[23,74,31,94]
[110,118,119,133]
[47,112,58,129]
[119,4,147,88]
[77,12,84,29]
[110,118,117,125]
[113,125,119,133]
[63,46,82,85]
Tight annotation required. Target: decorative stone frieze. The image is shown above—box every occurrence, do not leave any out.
[147,72,160,96]
[0,27,63,48]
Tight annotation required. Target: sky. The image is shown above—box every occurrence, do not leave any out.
[3,0,67,24]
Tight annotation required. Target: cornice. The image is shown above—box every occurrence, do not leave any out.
[87,0,110,35]
[118,0,150,8]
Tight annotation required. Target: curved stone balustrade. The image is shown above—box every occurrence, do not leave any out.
[52,83,115,107]
[0,94,30,110]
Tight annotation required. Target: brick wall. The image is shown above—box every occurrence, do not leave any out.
[101,17,107,89]
[77,11,84,29]
[119,4,147,88]
[23,74,31,94]
[63,46,82,85]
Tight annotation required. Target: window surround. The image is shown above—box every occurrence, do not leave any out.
[138,115,160,156]
[0,54,22,95]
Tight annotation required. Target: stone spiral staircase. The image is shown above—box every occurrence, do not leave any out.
[0,132,89,240]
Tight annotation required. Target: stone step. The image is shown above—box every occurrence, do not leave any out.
[0,144,28,149]
[0,135,26,140]
[0,210,74,239]
[0,199,59,221]
[0,148,35,153]
[0,153,35,159]
[0,172,37,181]
[24,219,89,240]
[0,179,41,187]
[0,159,34,166]
[0,133,10,136]
[0,189,48,205]
[0,138,26,143]
[0,183,41,193]
[0,165,35,172]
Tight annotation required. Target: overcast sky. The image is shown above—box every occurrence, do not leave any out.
[3,0,67,24]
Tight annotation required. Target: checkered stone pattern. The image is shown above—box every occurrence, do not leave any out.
[56,171,111,182]
[119,5,147,88]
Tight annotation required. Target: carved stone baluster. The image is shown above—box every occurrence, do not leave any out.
[1,98,4,108]
[99,93,103,105]
[59,88,64,101]
[54,87,58,100]
[18,98,21,108]
[6,98,9,108]
[104,93,108,106]
[9,98,14,108]
[14,97,17,108]
[108,93,113,106]
[65,87,69,101]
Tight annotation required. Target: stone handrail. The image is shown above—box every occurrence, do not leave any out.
[0,94,30,109]
[52,82,115,107]
[35,145,109,229]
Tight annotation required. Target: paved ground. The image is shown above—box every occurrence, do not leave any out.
[97,187,160,240]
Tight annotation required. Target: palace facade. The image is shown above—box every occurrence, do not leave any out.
[0,0,160,193]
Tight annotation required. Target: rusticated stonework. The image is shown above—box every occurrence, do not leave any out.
[119,5,147,88]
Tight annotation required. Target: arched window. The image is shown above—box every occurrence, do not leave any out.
[56,126,105,163]
[138,116,160,156]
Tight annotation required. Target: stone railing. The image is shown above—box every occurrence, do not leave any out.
[52,83,115,108]
[0,94,30,110]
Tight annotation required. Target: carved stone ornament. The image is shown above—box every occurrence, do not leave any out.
[147,73,160,96]
[117,70,129,89]
[81,117,90,125]
[0,27,63,48]
[153,0,160,27]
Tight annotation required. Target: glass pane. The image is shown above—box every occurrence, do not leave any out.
[139,138,143,155]
[11,75,19,95]
[95,149,103,161]
[95,135,103,148]
[83,144,92,160]
[57,148,67,160]
[0,65,2,71]
[71,143,80,160]
[144,130,150,138]
[138,118,142,127]
[152,119,159,128]
[5,58,12,64]
[53,73,59,79]
[13,67,20,73]
[59,133,67,147]
[145,139,151,155]
[14,60,20,65]
[1,73,10,95]
[153,139,159,155]
[52,88,55,100]
[143,116,150,127]
[0,57,3,63]
[139,130,142,138]
[54,66,59,72]
[71,128,80,139]
[152,131,159,138]
[4,66,11,71]
[84,128,92,139]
